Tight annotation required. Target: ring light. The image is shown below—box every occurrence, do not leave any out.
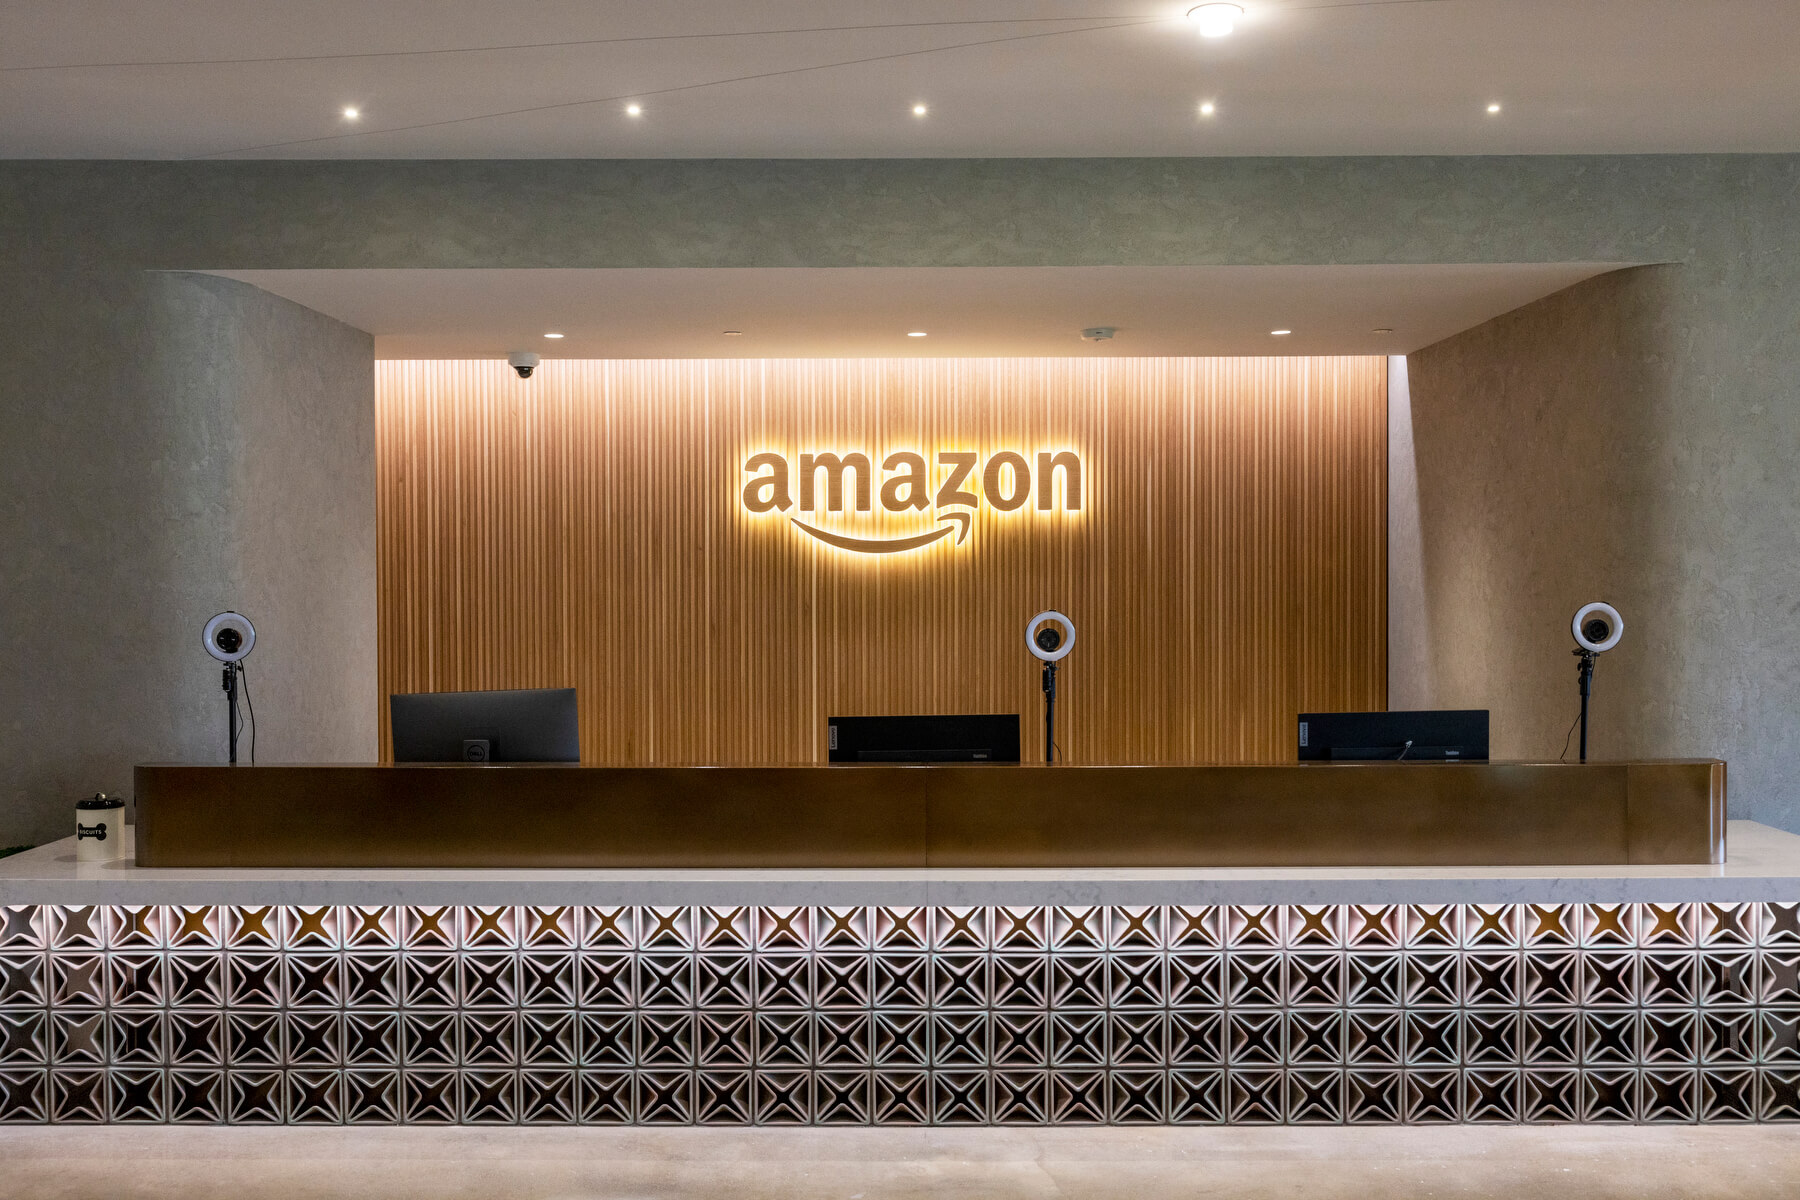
[1026,610,1076,662]
[202,611,257,663]
[1571,602,1623,653]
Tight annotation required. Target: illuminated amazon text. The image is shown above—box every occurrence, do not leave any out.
[740,450,1084,555]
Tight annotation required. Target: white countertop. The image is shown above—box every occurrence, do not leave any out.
[3,822,1798,906]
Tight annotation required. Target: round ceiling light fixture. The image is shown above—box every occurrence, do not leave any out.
[912,103,928,117]
[1270,329,1292,336]
[341,107,360,120]
[1187,3,1243,38]
[542,332,565,339]
[1199,101,1217,116]
[907,331,928,338]
[626,103,643,117]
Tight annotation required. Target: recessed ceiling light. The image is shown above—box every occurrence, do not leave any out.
[543,332,564,339]
[341,107,360,120]
[626,103,643,117]
[1199,101,1217,117]
[1187,3,1243,38]
[907,331,928,338]
[912,103,928,117]
[1270,329,1292,336]
[1372,327,1394,334]
[723,330,742,337]
[1486,103,1502,114]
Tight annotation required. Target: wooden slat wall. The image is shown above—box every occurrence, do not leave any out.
[375,357,1387,763]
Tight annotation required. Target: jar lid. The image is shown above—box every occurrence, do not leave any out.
[77,794,124,810]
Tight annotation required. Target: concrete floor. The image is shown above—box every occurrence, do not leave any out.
[3,1126,1800,1199]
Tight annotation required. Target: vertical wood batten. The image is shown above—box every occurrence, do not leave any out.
[374,357,1386,764]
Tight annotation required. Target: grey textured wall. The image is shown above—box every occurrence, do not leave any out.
[1405,265,1800,825]
[0,271,373,845]
[0,155,1796,837]
[0,157,1790,271]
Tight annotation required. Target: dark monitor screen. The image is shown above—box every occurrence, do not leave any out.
[1297,709,1489,762]
[390,688,580,763]
[828,714,1021,764]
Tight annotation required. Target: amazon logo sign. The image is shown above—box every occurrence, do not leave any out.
[740,448,1085,555]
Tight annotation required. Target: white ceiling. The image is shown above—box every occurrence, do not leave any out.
[208,264,1629,358]
[3,2,1798,157]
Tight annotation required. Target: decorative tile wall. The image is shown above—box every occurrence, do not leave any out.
[2,903,1796,1124]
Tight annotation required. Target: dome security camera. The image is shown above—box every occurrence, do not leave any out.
[202,611,256,663]
[507,351,541,379]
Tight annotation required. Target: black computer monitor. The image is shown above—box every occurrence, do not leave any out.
[827,714,1021,763]
[1296,709,1489,762]
[390,688,580,763]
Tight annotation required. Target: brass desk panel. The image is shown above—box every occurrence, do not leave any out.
[134,761,1726,869]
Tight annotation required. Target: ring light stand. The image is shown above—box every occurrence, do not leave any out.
[1574,649,1596,764]
[1026,610,1076,764]
[202,611,257,765]
[1570,602,1623,764]
[223,663,242,764]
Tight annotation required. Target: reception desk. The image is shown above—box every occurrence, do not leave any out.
[10,757,1791,1131]
[132,760,1727,869]
[3,815,1798,1129]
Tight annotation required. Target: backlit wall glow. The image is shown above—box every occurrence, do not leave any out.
[375,358,1386,763]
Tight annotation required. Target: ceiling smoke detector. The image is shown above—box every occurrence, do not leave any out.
[1081,327,1118,342]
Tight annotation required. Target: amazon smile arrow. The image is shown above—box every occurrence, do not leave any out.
[790,511,971,555]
